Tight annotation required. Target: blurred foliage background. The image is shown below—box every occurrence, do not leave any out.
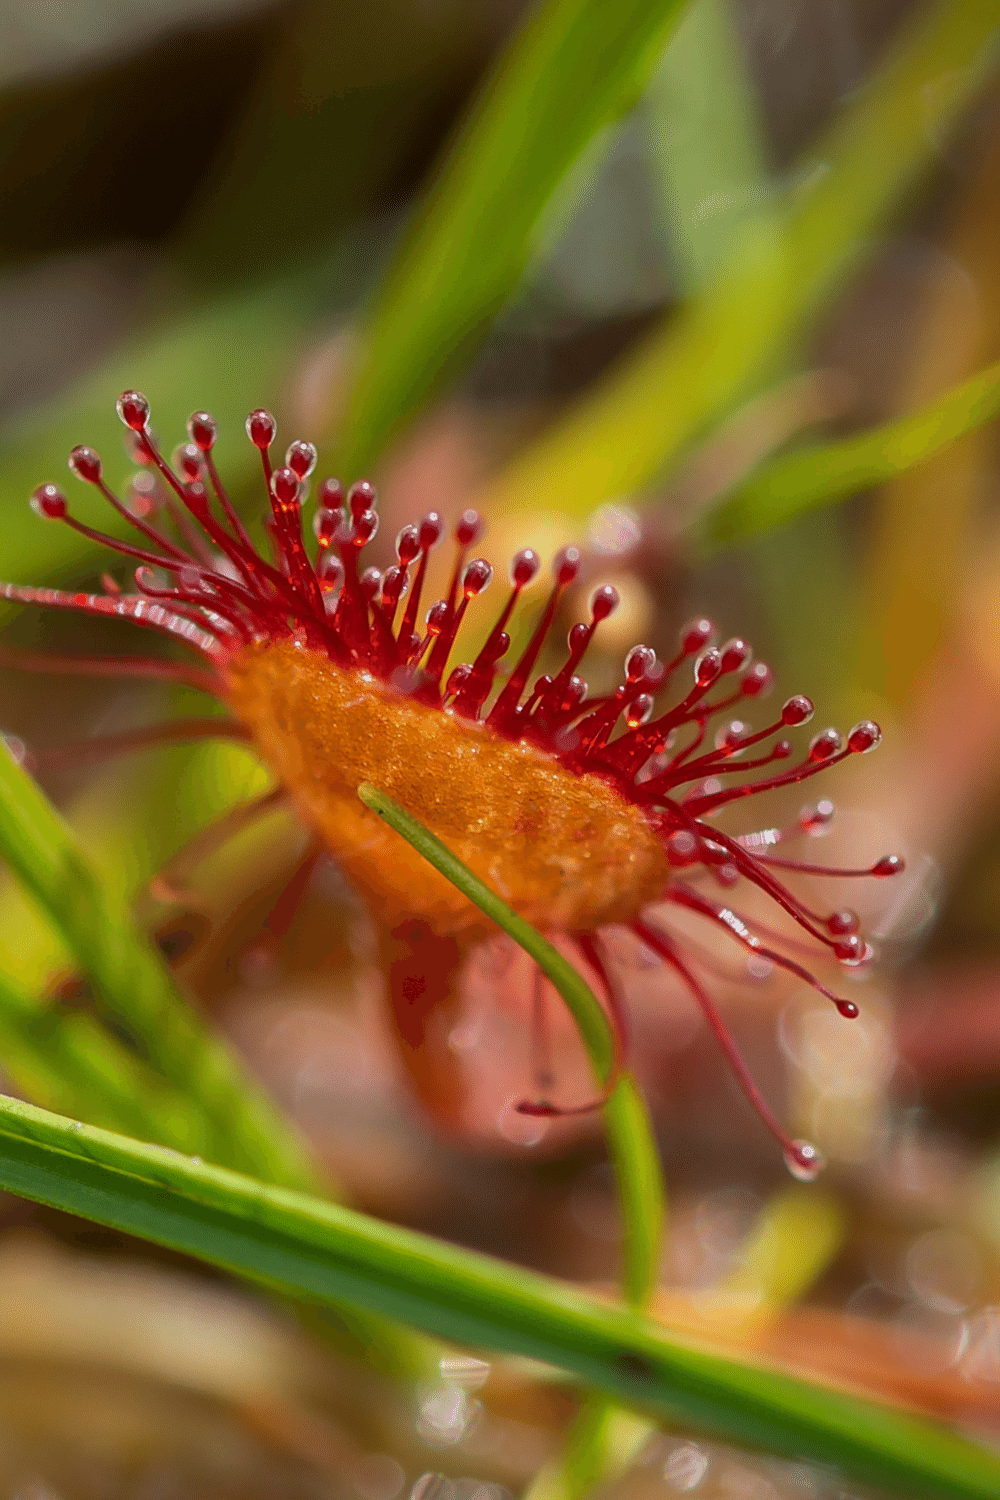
[2,0,1000,1493]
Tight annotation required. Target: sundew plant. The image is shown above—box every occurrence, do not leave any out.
[1,1,1000,1497]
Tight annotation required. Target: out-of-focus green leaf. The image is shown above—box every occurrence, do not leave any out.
[648,0,772,292]
[335,0,690,476]
[0,741,430,1375]
[0,273,316,585]
[0,961,182,1139]
[177,0,494,287]
[720,1189,846,1311]
[1,1092,999,1499]
[0,726,272,992]
[0,740,315,1188]
[478,0,1000,521]
[703,355,1000,546]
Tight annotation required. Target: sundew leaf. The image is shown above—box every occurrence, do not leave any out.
[0,1094,998,1498]
[334,0,690,477]
[477,0,1000,522]
[701,354,1000,547]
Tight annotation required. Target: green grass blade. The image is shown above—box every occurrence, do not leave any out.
[356,782,616,1077]
[702,354,1000,546]
[0,741,315,1190]
[335,0,689,476]
[604,1078,663,1307]
[478,0,1000,522]
[0,1093,997,1498]
[356,780,663,1303]
[355,786,665,1500]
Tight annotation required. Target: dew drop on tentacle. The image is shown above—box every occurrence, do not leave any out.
[782,695,814,726]
[714,719,749,752]
[173,443,203,483]
[625,644,656,683]
[626,694,653,729]
[116,390,150,432]
[31,484,68,520]
[682,617,715,655]
[455,509,482,548]
[591,583,619,621]
[348,478,378,520]
[68,445,103,484]
[808,728,843,762]
[800,798,835,833]
[317,552,344,592]
[285,440,318,480]
[784,1139,826,1182]
[313,506,339,548]
[719,637,752,675]
[270,466,301,510]
[187,411,217,452]
[246,408,277,450]
[395,524,420,566]
[512,548,541,587]
[694,647,722,688]
[848,719,882,753]
[828,909,860,935]
[318,475,344,511]
[741,660,773,698]
[360,568,382,604]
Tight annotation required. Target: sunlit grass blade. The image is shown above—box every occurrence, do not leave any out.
[0,740,316,1191]
[334,0,689,477]
[477,0,1000,522]
[702,355,1000,546]
[0,1092,997,1498]
[356,780,663,1305]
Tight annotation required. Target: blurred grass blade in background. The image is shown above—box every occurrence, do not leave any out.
[702,354,1000,546]
[0,960,185,1141]
[0,743,432,1376]
[478,0,1000,522]
[648,0,773,294]
[0,1093,998,1499]
[0,272,317,583]
[0,737,315,1190]
[334,0,689,476]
